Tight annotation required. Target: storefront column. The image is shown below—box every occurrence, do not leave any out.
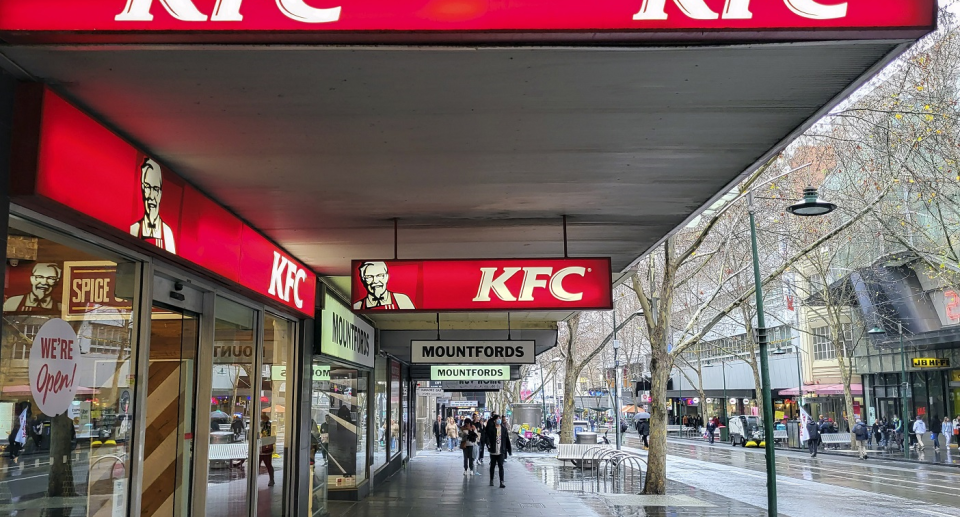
[0,71,15,300]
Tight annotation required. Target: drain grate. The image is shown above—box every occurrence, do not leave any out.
[519,503,546,508]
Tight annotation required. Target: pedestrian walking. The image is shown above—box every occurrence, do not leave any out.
[446,417,459,452]
[485,413,512,488]
[477,418,487,465]
[806,417,821,457]
[932,415,942,451]
[433,415,444,451]
[460,419,479,477]
[871,419,883,448]
[638,419,649,449]
[913,415,927,452]
[942,417,953,449]
[706,416,717,445]
[893,416,904,451]
[853,418,869,460]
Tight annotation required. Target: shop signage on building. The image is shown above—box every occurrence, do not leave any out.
[430,365,510,381]
[411,340,535,364]
[29,319,80,416]
[441,381,503,391]
[351,258,612,312]
[449,400,478,407]
[0,0,936,43]
[10,87,316,317]
[271,364,330,381]
[416,387,444,396]
[912,357,949,368]
[319,292,375,368]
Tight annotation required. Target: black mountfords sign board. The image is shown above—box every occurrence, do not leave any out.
[410,340,534,364]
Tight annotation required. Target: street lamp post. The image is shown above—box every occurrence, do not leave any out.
[751,186,835,517]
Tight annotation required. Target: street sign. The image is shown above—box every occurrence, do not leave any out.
[441,381,503,392]
[411,340,535,364]
[416,387,444,396]
[430,365,510,381]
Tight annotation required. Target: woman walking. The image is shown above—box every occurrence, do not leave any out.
[446,417,459,452]
[461,419,479,476]
[942,417,954,449]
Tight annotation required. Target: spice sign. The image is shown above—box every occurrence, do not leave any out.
[430,365,510,381]
[29,319,80,416]
[913,358,950,368]
[411,340,535,365]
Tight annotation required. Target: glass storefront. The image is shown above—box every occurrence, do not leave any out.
[1,221,142,516]
[311,364,368,491]
[390,361,401,458]
[260,314,296,517]
[374,356,387,467]
[310,359,330,517]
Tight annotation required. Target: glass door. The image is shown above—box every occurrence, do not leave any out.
[140,279,201,517]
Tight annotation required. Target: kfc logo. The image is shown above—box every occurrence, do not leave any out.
[473,266,587,303]
[268,251,308,309]
[3,263,63,314]
[633,0,847,21]
[115,0,341,23]
[353,261,415,310]
[130,157,177,254]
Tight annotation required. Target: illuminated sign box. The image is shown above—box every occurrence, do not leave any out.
[411,340,535,365]
[0,0,937,44]
[351,258,612,313]
[430,365,510,381]
[10,86,316,317]
[913,358,949,368]
[319,292,375,368]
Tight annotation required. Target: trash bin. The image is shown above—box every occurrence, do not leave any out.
[577,432,598,444]
[719,426,729,442]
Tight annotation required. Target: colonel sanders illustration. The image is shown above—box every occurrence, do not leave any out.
[353,261,415,310]
[3,263,63,314]
[130,157,176,254]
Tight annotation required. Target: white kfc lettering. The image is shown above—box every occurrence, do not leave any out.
[267,251,308,308]
[473,266,587,303]
[633,0,845,21]
[115,0,341,23]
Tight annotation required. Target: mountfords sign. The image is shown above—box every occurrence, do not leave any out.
[319,292,375,368]
[0,0,935,43]
[351,258,612,313]
[430,365,510,381]
[411,340,535,365]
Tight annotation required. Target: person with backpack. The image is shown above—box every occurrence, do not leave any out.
[853,418,869,460]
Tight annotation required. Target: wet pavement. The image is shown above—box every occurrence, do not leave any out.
[623,435,960,516]
[328,441,960,517]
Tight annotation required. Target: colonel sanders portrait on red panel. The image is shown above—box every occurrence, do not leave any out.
[130,157,177,254]
[353,261,414,310]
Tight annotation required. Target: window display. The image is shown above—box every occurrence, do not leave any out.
[1,222,141,516]
[374,356,387,467]
[313,366,367,489]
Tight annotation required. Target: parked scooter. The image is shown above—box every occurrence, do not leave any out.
[536,433,556,451]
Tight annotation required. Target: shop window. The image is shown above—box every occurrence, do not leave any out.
[811,325,852,361]
[309,359,330,517]
[374,356,387,468]
[313,367,368,490]
[259,314,296,517]
[390,360,400,457]
[1,223,141,516]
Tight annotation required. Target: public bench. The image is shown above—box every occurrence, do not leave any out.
[209,443,249,468]
[773,430,788,440]
[819,432,852,448]
[557,444,612,463]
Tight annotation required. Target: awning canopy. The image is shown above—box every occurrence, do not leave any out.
[779,384,862,396]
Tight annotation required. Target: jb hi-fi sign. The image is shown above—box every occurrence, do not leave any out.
[351,258,612,313]
[0,0,935,42]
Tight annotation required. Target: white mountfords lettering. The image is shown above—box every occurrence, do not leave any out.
[633,0,847,21]
[473,266,587,303]
[116,0,341,23]
[268,251,309,309]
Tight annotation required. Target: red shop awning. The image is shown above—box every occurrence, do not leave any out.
[779,384,862,396]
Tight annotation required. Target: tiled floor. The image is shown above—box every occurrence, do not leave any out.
[328,450,770,517]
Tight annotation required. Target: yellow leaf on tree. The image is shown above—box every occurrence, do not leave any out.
[895,114,903,119]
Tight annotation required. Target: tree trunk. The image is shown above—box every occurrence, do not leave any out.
[839,361,857,446]
[642,347,672,495]
[560,355,578,444]
[47,412,77,517]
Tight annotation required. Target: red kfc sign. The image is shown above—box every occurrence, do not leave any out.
[351,258,612,312]
[11,86,315,317]
[0,0,935,43]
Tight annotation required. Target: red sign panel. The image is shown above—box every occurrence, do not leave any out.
[12,87,315,317]
[0,0,936,43]
[350,258,611,312]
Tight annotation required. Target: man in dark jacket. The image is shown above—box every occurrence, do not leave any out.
[432,415,443,451]
[485,413,513,488]
[635,419,649,449]
[806,419,821,457]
